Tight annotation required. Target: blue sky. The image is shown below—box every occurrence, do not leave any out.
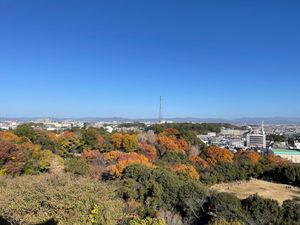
[0,0,299,119]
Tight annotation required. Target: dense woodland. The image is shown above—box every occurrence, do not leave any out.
[0,123,300,225]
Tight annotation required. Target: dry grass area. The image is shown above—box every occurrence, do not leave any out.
[211,179,300,205]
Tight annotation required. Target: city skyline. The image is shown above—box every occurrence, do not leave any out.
[1,1,300,118]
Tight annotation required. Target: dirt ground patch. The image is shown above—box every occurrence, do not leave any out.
[211,179,300,205]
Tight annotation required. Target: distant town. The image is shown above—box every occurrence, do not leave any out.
[1,117,300,163]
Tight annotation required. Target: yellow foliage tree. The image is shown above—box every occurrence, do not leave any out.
[172,164,200,181]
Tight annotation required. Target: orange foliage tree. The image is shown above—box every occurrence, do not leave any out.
[157,134,188,155]
[104,150,122,162]
[111,133,124,149]
[81,149,102,162]
[205,146,234,166]
[172,164,200,181]
[96,135,105,148]
[267,154,290,166]
[106,151,154,178]
[138,140,157,162]
[189,155,209,169]
[0,131,22,143]
[244,151,262,164]
[58,131,75,140]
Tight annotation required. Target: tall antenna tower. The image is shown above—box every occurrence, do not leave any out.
[159,96,163,123]
[262,121,265,135]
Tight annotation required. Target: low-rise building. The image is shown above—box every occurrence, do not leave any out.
[271,149,300,163]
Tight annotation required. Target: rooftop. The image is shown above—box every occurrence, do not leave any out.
[272,149,300,155]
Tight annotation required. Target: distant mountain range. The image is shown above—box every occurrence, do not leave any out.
[1,117,300,125]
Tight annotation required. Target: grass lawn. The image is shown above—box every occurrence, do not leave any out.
[211,178,300,205]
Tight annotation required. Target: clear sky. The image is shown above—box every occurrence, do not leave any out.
[0,0,299,119]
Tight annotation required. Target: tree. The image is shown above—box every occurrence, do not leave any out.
[205,146,234,166]
[243,151,261,164]
[96,135,105,148]
[0,131,21,143]
[0,140,27,175]
[160,151,189,165]
[189,155,209,170]
[201,192,249,225]
[111,133,124,149]
[157,134,188,155]
[34,131,56,152]
[14,124,36,141]
[107,152,154,178]
[137,130,156,145]
[266,154,290,166]
[241,194,282,225]
[263,164,300,186]
[176,178,207,220]
[81,128,98,148]
[123,134,138,152]
[139,140,157,162]
[172,164,200,181]
[282,200,300,225]
[122,164,153,183]
[152,168,182,209]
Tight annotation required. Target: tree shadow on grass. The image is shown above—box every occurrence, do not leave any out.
[0,217,10,225]
[0,217,58,225]
[36,219,58,225]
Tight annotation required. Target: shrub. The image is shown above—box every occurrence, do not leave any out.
[0,174,124,225]
[14,124,36,141]
[64,157,89,175]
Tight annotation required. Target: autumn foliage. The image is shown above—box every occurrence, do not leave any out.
[106,151,154,178]
[81,150,102,162]
[138,140,157,162]
[267,154,290,166]
[205,146,234,165]
[0,131,22,143]
[111,133,138,152]
[189,155,209,169]
[243,151,262,164]
[157,134,188,154]
[172,164,200,181]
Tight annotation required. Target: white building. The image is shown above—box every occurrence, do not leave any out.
[246,122,266,149]
[221,128,247,136]
[247,134,266,149]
